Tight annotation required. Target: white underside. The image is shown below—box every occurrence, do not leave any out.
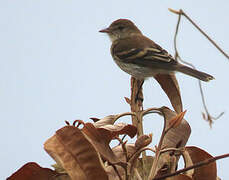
[114,59,172,79]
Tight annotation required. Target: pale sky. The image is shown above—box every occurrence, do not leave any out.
[1,0,229,179]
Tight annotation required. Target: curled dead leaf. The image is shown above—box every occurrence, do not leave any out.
[44,126,108,180]
[97,123,137,139]
[155,74,183,113]
[135,134,152,150]
[7,162,60,180]
[160,107,191,149]
[93,115,116,128]
[82,123,124,163]
[124,97,131,105]
[183,146,217,180]
[112,143,137,162]
[84,122,137,144]
[168,110,187,129]
[90,117,100,123]
[104,144,137,180]
[82,122,137,164]
[170,174,193,180]
[155,107,191,176]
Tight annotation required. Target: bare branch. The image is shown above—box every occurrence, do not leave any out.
[141,107,162,116]
[148,109,168,179]
[170,8,224,126]
[169,8,229,60]
[129,77,147,180]
[114,112,136,122]
[129,147,155,175]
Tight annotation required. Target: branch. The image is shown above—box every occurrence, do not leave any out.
[148,109,169,179]
[169,8,229,60]
[170,8,224,126]
[129,147,155,175]
[152,153,229,180]
[114,112,136,122]
[129,77,146,180]
[141,107,162,116]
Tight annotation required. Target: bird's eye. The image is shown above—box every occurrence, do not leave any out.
[118,26,125,30]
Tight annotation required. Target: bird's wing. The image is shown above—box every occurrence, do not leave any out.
[112,35,175,65]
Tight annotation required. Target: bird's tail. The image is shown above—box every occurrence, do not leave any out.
[176,64,214,82]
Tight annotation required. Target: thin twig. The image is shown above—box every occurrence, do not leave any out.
[115,136,125,146]
[171,8,224,126]
[152,153,229,180]
[148,109,168,179]
[141,107,162,116]
[170,8,229,60]
[128,147,155,163]
[121,134,127,143]
[129,147,155,175]
[115,136,123,144]
[114,112,136,122]
[180,55,224,126]
[122,141,128,162]
[173,12,181,61]
[114,137,129,169]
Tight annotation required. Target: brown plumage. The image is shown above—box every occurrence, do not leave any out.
[100,19,214,82]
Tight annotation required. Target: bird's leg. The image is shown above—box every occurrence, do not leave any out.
[135,80,144,103]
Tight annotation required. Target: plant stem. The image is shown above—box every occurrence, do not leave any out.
[130,77,146,179]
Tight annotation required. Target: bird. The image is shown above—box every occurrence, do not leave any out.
[99,19,214,82]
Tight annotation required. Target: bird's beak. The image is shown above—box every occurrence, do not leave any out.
[99,27,111,33]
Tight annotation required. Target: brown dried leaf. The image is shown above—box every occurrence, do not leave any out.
[168,110,187,129]
[124,97,131,105]
[105,165,126,180]
[44,126,108,180]
[168,174,193,180]
[136,156,154,179]
[155,74,183,113]
[90,117,100,122]
[93,115,116,128]
[112,143,137,162]
[184,146,217,180]
[135,134,152,150]
[155,107,191,176]
[52,163,66,174]
[106,144,138,180]
[82,123,120,163]
[7,162,59,180]
[85,122,137,144]
[45,131,86,180]
[161,107,191,149]
[97,123,137,139]
[82,122,137,165]
[155,153,177,178]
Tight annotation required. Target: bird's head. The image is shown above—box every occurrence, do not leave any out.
[99,19,142,42]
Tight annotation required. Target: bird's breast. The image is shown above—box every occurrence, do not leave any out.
[113,59,169,79]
